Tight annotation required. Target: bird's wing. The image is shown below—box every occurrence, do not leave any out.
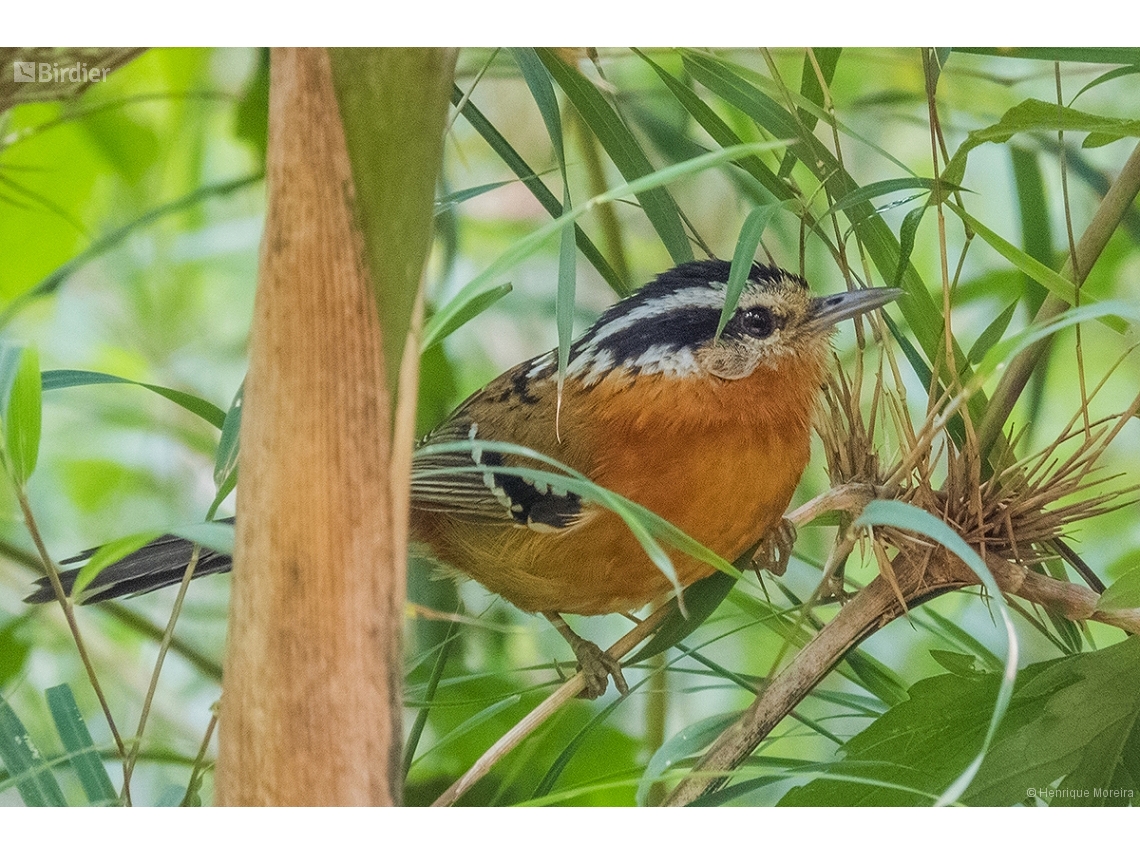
[411,363,587,532]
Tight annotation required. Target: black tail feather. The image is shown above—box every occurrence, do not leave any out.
[24,520,235,605]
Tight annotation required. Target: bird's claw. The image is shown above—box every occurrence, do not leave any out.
[569,637,628,699]
[751,518,797,577]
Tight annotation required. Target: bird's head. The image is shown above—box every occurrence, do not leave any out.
[565,259,900,385]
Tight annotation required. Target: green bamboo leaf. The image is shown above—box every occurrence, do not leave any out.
[434,179,514,214]
[943,99,1140,187]
[536,48,693,265]
[854,499,1019,805]
[948,203,1132,335]
[629,570,737,664]
[70,531,163,602]
[422,142,783,353]
[422,283,512,352]
[716,201,786,338]
[409,695,520,769]
[953,47,1140,65]
[45,684,117,805]
[0,695,67,806]
[966,300,1019,365]
[638,712,739,805]
[778,48,841,178]
[209,382,244,516]
[41,369,226,429]
[3,348,42,485]
[1072,65,1140,104]
[822,177,945,220]
[634,49,791,203]
[451,85,628,296]
[169,521,236,557]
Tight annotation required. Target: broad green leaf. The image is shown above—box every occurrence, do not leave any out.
[943,99,1140,188]
[45,684,117,805]
[41,369,226,429]
[1097,564,1140,611]
[780,638,1140,807]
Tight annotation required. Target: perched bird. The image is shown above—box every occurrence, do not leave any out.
[26,259,899,697]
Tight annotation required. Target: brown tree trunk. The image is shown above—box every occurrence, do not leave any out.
[214,47,404,805]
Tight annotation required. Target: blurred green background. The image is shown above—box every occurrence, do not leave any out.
[1,47,1138,806]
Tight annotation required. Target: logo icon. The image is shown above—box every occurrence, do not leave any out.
[13,61,35,82]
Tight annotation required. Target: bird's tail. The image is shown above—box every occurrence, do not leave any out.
[23,520,235,605]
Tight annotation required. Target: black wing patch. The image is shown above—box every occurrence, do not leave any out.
[410,418,584,532]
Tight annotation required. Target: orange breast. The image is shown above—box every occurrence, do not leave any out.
[412,353,825,615]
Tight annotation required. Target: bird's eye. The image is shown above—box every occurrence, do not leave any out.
[738,306,775,339]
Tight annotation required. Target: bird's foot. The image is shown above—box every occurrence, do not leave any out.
[751,518,797,577]
[544,611,629,699]
[568,636,629,700]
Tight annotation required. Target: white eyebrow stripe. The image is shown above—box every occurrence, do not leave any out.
[587,285,727,346]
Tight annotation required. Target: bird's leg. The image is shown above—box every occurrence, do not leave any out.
[750,518,797,578]
[543,612,629,699]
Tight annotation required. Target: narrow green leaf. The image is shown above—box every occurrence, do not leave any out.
[210,382,244,513]
[4,348,42,484]
[717,202,785,339]
[1008,146,1052,314]
[45,684,117,805]
[1072,65,1140,104]
[0,695,67,806]
[409,695,520,769]
[1097,565,1140,611]
[953,47,1140,65]
[637,712,739,805]
[930,649,984,677]
[630,570,737,664]
[0,618,31,688]
[41,369,226,429]
[854,499,1019,806]
[537,48,694,265]
[434,179,514,214]
[421,283,512,353]
[70,531,163,602]
[169,521,236,557]
[778,48,841,178]
[635,49,792,204]
[451,85,628,296]
[822,177,942,219]
[966,300,1019,365]
[422,142,783,352]
[947,202,1130,334]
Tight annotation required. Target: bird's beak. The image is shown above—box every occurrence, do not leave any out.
[805,287,902,333]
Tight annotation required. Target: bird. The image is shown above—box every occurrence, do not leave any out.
[26,259,900,698]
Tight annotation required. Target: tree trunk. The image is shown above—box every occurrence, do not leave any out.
[214,47,453,805]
